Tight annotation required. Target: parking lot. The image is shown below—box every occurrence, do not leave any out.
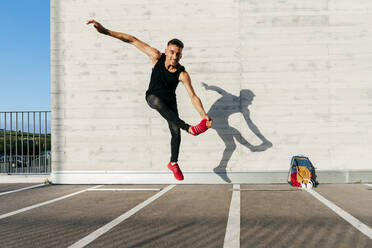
[0,183,371,248]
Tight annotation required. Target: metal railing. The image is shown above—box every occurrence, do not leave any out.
[0,111,51,174]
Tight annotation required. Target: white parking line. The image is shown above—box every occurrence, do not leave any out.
[87,188,161,191]
[0,185,103,220]
[224,184,240,248]
[0,184,46,196]
[306,188,372,239]
[68,184,176,248]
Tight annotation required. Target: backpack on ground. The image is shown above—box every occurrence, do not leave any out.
[288,155,318,189]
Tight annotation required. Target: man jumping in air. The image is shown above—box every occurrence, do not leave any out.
[87,20,212,181]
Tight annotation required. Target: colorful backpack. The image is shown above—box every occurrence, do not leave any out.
[288,155,318,188]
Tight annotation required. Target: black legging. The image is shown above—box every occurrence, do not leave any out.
[146,94,190,162]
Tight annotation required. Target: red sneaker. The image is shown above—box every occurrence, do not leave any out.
[168,162,184,181]
[190,119,209,136]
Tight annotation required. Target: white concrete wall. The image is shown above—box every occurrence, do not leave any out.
[51,0,372,183]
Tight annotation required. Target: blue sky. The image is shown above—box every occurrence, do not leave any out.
[0,0,50,111]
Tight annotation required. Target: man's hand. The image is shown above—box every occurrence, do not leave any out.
[86,19,110,35]
[203,115,211,121]
[203,115,213,128]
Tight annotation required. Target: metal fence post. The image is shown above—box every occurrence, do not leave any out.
[0,111,51,174]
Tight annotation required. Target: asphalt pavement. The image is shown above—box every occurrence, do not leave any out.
[0,183,371,248]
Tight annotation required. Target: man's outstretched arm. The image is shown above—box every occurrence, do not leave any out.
[180,71,212,127]
[87,19,161,64]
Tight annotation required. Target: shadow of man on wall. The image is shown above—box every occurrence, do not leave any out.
[202,83,273,183]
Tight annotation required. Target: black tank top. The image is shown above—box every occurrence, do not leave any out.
[146,53,185,102]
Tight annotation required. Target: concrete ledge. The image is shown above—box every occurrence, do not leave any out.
[51,170,372,184]
[0,174,51,183]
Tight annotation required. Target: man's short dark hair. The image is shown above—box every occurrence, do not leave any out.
[167,39,184,49]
